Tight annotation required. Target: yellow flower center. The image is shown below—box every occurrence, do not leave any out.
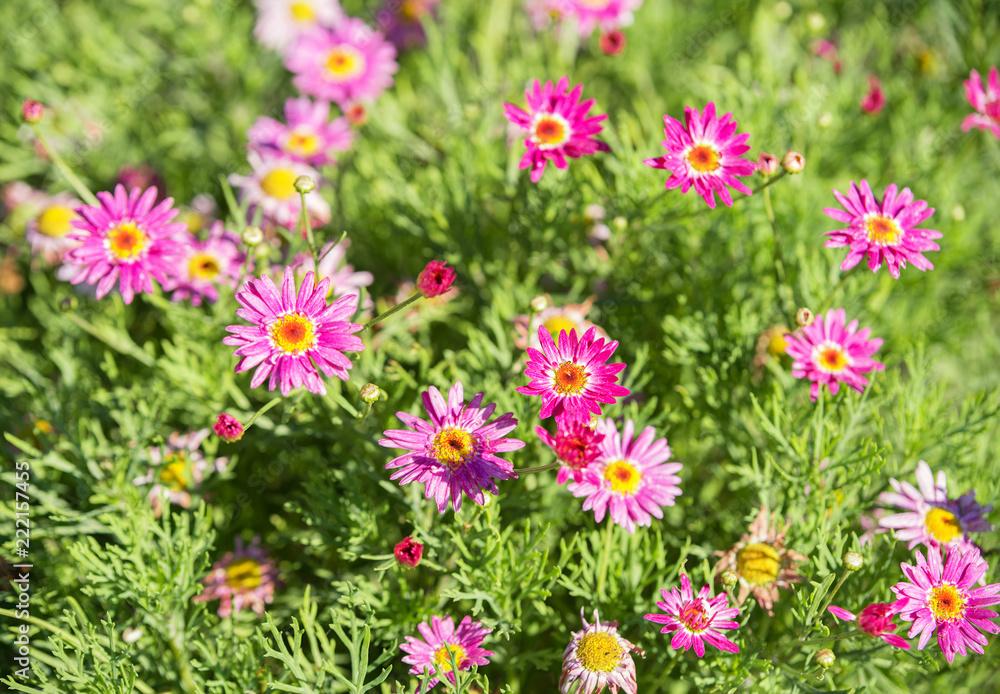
[543,315,577,343]
[576,632,623,673]
[679,599,712,633]
[814,342,849,372]
[289,1,315,21]
[34,420,54,434]
[532,114,571,149]
[686,144,721,173]
[925,507,962,544]
[286,130,321,157]
[401,0,425,19]
[189,253,221,280]
[928,584,966,623]
[865,214,903,246]
[260,169,299,200]
[225,558,263,590]
[737,542,781,586]
[553,361,588,395]
[268,313,316,354]
[432,643,466,672]
[325,47,365,80]
[603,460,642,495]
[37,205,75,238]
[106,221,148,261]
[767,332,788,357]
[431,427,475,469]
[158,454,189,491]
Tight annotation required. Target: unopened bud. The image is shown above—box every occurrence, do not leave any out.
[21,99,44,124]
[59,295,78,312]
[796,307,814,328]
[815,648,835,668]
[757,152,780,177]
[612,216,627,232]
[294,176,315,194]
[951,204,965,221]
[599,29,626,56]
[530,295,549,312]
[242,226,263,246]
[817,111,834,129]
[254,243,272,260]
[842,551,863,571]
[721,569,738,588]
[346,103,367,126]
[360,383,380,404]
[781,150,806,174]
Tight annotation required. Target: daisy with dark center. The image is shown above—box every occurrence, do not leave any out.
[782,308,884,402]
[644,102,755,209]
[248,97,354,167]
[559,608,641,694]
[517,326,629,420]
[714,508,808,616]
[962,66,1000,139]
[400,615,493,692]
[568,418,682,534]
[224,266,364,397]
[164,221,245,306]
[503,77,610,183]
[380,382,524,513]
[878,460,993,552]
[828,600,911,649]
[195,537,280,618]
[823,179,941,278]
[644,574,740,657]
[64,185,185,304]
[892,546,1000,663]
[536,411,605,484]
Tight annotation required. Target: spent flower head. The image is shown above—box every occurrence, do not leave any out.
[560,608,641,694]
[195,537,280,618]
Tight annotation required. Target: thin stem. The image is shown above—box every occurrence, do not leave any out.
[515,461,559,474]
[596,520,615,598]
[31,124,99,206]
[817,268,856,314]
[814,570,852,630]
[799,629,861,647]
[363,292,422,332]
[298,191,317,264]
[657,170,789,224]
[244,397,282,430]
[763,185,796,324]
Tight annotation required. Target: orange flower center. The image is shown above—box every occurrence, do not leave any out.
[603,460,642,495]
[225,558,263,590]
[289,1,315,21]
[576,632,622,673]
[928,584,966,623]
[106,221,148,261]
[286,130,321,157]
[189,253,221,280]
[814,342,849,372]
[737,542,781,586]
[865,214,903,246]
[260,168,298,200]
[679,599,712,633]
[532,114,570,149]
[431,427,475,469]
[686,144,721,173]
[553,361,588,395]
[326,47,364,80]
[268,313,316,354]
[925,507,962,544]
[38,205,75,238]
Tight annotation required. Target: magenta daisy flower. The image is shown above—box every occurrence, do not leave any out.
[229,153,330,229]
[516,326,629,420]
[223,266,364,397]
[285,20,398,108]
[568,418,682,534]
[962,66,1000,139]
[503,77,610,183]
[195,537,280,618]
[163,221,245,306]
[782,308,884,402]
[63,185,185,304]
[559,608,641,694]
[399,615,493,692]
[643,574,740,657]
[248,97,354,167]
[644,102,755,209]
[878,460,994,552]
[536,411,605,484]
[891,546,1000,663]
[823,179,941,278]
[380,382,524,513]
[828,600,911,649]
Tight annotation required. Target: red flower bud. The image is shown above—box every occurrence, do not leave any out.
[394,536,423,568]
[213,413,244,442]
[21,99,44,124]
[416,260,456,298]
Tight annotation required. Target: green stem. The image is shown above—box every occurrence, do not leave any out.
[596,520,615,598]
[244,396,282,430]
[763,185,796,324]
[657,170,788,224]
[515,461,559,474]
[363,292,422,332]
[31,124,98,206]
[66,313,155,367]
[799,628,861,647]
[817,268,856,314]
[0,608,82,648]
[298,191,317,264]
[813,570,852,631]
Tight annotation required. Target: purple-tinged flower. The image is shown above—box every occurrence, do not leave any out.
[503,77,610,183]
[828,600,911,649]
[891,546,1000,663]
[394,536,424,568]
[251,0,344,53]
[416,260,456,298]
[24,191,82,267]
[248,97,353,167]
[285,20,398,108]
[213,413,244,442]
[644,574,740,657]
[380,382,524,513]
[229,153,330,229]
[861,76,886,115]
[560,608,641,694]
[517,326,629,420]
[400,615,493,692]
[64,185,185,304]
[163,221,245,306]
[376,0,440,50]
[878,460,994,552]
[782,308,884,402]
[133,429,227,516]
[568,418,682,534]
[195,537,280,618]
[644,102,755,209]
[223,266,364,397]
[823,179,941,278]
[536,411,605,484]
[962,66,1000,139]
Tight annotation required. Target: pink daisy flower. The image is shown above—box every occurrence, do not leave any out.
[782,308,884,402]
[133,429,227,517]
[643,574,740,657]
[536,411,605,484]
[559,608,642,694]
[380,382,524,513]
[878,460,994,552]
[823,179,941,278]
[63,185,185,304]
[195,537,280,618]
[828,600,911,649]
[503,77,611,183]
[163,221,245,306]
[962,66,1000,139]
[248,97,354,167]
[644,102,755,209]
[527,0,642,37]
[399,615,493,692]
[251,0,343,53]
[891,546,1000,663]
[568,418,682,534]
[285,20,398,108]
[24,191,82,267]
[223,266,364,397]
[516,326,629,420]
[229,153,330,229]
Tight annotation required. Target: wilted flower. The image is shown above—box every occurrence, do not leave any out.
[394,536,424,568]
[400,615,493,692]
[828,600,911,649]
[213,414,244,442]
[962,66,1000,139]
[417,260,456,298]
[752,324,788,379]
[195,537,280,618]
[644,574,740,657]
[560,608,641,694]
[134,429,227,516]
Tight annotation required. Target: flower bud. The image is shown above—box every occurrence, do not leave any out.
[951,204,965,221]
[842,551,863,571]
[360,383,380,404]
[612,216,627,232]
[346,103,367,126]
[21,99,44,124]
[796,307,814,328]
[417,260,456,298]
[242,226,264,246]
[293,176,315,194]
[394,536,423,568]
[757,152,780,177]
[254,243,272,260]
[815,648,835,668]
[213,413,244,442]
[781,150,806,174]
[721,569,738,588]
[59,295,78,312]
[530,295,549,312]
[599,29,626,56]
[817,111,834,129]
